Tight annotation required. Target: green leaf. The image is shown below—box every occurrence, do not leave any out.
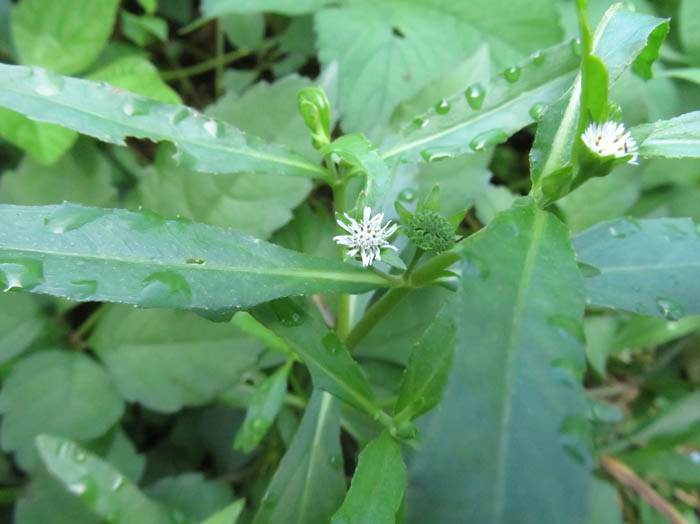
[120,12,168,47]
[200,500,245,524]
[0,64,326,179]
[625,391,700,445]
[11,0,119,74]
[234,362,291,453]
[0,292,47,365]
[383,41,578,165]
[679,0,700,61]
[393,311,455,423]
[145,473,233,521]
[252,390,345,524]
[330,431,406,524]
[15,473,101,524]
[583,478,623,524]
[0,350,124,472]
[87,56,181,104]
[573,217,700,319]
[618,447,700,486]
[253,300,379,416]
[36,435,173,524]
[202,0,330,16]
[90,306,265,412]
[221,13,265,50]
[86,429,145,485]
[633,111,700,159]
[407,198,590,523]
[530,5,669,205]
[0,203,387,311]
[0,108,77,165]
[611,315,700,354]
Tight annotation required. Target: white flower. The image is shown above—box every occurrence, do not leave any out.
[334,206,398,267]
[581,121,639,165]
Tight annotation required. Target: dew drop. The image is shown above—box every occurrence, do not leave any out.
[251,417,270,432]
[547,315,586,344]
[322,332,344,355]
[111,475,125,491]
[203,119,224,138]
[139,271,192,308]
[420,149,453,163]
[270,298,307,327]
[185,258,206,265]
[122,97,151,116]
[398,188,418,202]
[44,204,108,233]
[0,259,43,291]
[655,297,684,321]
[608,218,641,239]
[532,51,546,66]
[329,455,342,469]
[69,280,98,300]
[33,68,64,96]
[464,82,486,110]
[662,221,688,240]
[170,107,189,125]
[435,98,451,115]
[576,261,601,278]
[68,482,87,495]
[469,129,509,152]
[571,38,583,57]
[71,447,87,463]
[529,102,547,121]
[504,66,521,83]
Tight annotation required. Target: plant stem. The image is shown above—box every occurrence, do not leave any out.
[409,250,461,286]
[344,287,410,350]
[74,304,107,339]
[161,48,252,81]
[332,181,354,340]
[215,21,225,97]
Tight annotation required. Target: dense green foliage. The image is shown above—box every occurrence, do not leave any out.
[0,1,700,523]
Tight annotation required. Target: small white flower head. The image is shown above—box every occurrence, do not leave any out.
[581,121,639,165]
[334,206,398,267]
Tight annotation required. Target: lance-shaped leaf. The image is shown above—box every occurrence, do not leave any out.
[573,216,700,320]
[36,435,173,524]
[0,203,387,311]
[633,111,700,159]
[381,40,580,165]
[407,198,591,524]
[0,64,325,179]
[530,5,669,205]
[253,300,379,417]
[331,431,406,524]
[252,390,345,524]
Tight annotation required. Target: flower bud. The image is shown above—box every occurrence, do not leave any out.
[404,209,455,253]
[297,87,331,149]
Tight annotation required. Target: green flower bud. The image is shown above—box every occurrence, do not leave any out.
[391,420,419,440]
[297,87,331,149]
[404,209,455,253]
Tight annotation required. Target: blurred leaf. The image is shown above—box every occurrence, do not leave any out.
[330,431,406,524]
[0,204,387,311]
[584,314,618,376]
[233,362,291,453]
[0,0,11,58]
[11,0,119,74]
[120,12,168,47]
[634,111,700,159]
[316,0,563,135]
[393,311,455,423]
[0,292,47,365]
[679,0,700,61]
[221,13,265,50]
[407,198,591,523]
[14,473,101,524]
[200,500,245,524]
[252,390,345,524]
[0,64,325,179]
[583,478,623,524]
[87,56,181,104]
[0,108,77,165]
[0,139,117,206]
[86,429,145,485]
[0,350,124,471]
[475,184,517,225]
[619,447,700,485]
[202,0,330,16]
[90,306,265,413]
[611,315,700,353]
[145,473,233,521]
[138,0,157,14]
[36,435,173,524]
[573,217,700,319]
[627,391,700,445]
[273,203,338,259]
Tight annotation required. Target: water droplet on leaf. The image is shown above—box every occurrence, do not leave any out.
[571,38,583,57]
[322,332,344,355]
[203,120,224,138]
[576,262,601,278]
[33,68,64,96]
[435,98,451,114]
[503,66,521,83]
[398,188,418,202]
[608,218,641,239]
[170,107,189,125]
[655,297,683,320]
[44,204,108,233]
[420,149,453,163]
[532,51,546,66]
[270,298,306,327]
[139,271,192,308]
[0,259,43,291]
[464,82,486,109]
[529,102,547,121]
[69,280,98,299]
[122,97,151,116]
[469,129,509,151]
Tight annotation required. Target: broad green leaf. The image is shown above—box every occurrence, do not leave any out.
[611,315,700,353]
[0,139,117,206]
[234,362,291,452]
[679,0,700,61]
[253,300,379,416]
[202,0,330,16]
[0,64,326,179]
[36,435,173,524]
[0,350,124,471]
[475,184,517,225]
[11,0,119,75]
[530,5,669,205]
[14,474,101,524]
[331,431,406,524]
[633,111,700,159]
[252,390,345,524]
[0,204,387,311]
[0,108,77,165]
[200,500,245,524]
[573,217,700,319]
[618,447,700,485]
[584,478,623,524]
[221,13,265,50]
[145,473,233,521]
[87,56,181,104]
[87,429,145,485]
[90,306,265,413]
[393,311,455,423]
[0,292,47,365]
[407,198,590,523]
[316,0,562,135]
[382,40,579,166]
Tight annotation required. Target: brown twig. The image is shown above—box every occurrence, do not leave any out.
[600,456,689,524]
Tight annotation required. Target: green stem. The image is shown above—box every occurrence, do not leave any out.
[344,287,410,350]
[409,250,461,286]
[215,21,225,97]
[332,181,354,340]
[161,48,252,81]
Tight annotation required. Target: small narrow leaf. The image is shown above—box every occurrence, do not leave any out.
[331,431,406,524]
[234,362,291,453]
[633,111,700,159]
[573,216,700,319]
[0,204,387,311]
[0,64,325,179]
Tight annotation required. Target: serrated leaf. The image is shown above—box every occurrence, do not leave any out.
[0,64,326,179]
[633,111,700,159]
[573,217,700,319]
[0,350,124,472]
[90,306,265,412]
[11,0,119,75]
[407,198,590,523]
[0,203,388,311]
[145,473,233,522]
[233,362,291,453]
[253,300,378,416]
[36,435,173,524]
[393,311,455,423]
[330,431,406,524]
[252,390,345,524]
